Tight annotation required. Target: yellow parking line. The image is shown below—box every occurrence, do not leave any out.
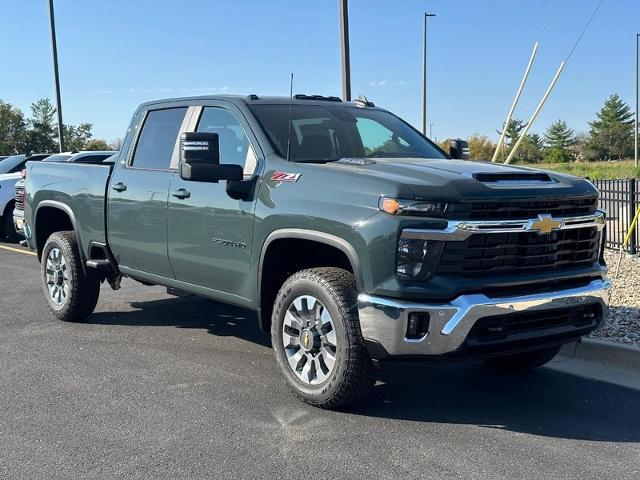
[0,244,37,256]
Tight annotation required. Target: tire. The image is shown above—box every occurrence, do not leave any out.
[271,267,376,409]
[41,231,100,322]
[3,207,22,243]
[483,345,562,371]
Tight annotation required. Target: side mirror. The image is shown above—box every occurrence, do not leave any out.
[179,132,243,182]
[449,139,470,160]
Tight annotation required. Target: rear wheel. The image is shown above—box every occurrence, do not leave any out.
[3,208,21,243]
[483,345,562,371]
[41,231,100,322]
[271,267,376,409]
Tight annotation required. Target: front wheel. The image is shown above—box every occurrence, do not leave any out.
[41,231,100,322]
[483,345,562,371]
[271,267,376,409]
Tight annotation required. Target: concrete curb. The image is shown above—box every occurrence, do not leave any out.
[559,337,640,371]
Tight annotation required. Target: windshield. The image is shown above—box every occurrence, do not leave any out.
[43,154,72,162]
[248,104,447,162]
[0,155,26,174]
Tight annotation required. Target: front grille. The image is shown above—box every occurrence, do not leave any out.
[445,197,597,220]
[14,186,25,210]
[467,303,601,344]
[437,227,600,276]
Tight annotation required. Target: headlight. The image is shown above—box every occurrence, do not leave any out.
[380,197,448,217]
[397,237,444,281]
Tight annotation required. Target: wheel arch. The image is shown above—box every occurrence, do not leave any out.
[34,201,86,271]
[257,229,363,332]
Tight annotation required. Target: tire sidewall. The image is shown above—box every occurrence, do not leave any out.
[272,276,352,403]
[41,235,75,313]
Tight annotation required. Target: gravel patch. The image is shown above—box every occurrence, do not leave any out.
[589,250,640,346]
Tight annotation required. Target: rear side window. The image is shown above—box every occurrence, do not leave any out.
[131,107,187,169]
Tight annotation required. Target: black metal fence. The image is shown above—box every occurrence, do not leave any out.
[592,178,639,253]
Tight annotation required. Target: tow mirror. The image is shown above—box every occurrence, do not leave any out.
[448,139,470,160]
[179,132,243,183]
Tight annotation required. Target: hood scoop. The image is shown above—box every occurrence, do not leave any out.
[473,172,554,185]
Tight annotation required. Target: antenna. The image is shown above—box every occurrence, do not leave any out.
[286,73,294,162]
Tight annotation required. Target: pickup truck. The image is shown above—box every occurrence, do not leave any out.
[24,94,611,408]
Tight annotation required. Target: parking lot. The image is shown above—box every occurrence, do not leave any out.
[1,241,639,480]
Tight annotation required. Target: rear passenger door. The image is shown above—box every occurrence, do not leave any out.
[108,106,189,279]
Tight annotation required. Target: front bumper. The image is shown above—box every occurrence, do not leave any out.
[358,278,611,358]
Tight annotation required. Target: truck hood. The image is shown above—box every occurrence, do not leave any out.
[327,158,598,200]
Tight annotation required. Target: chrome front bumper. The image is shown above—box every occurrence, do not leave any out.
[358,278,612,357]
[12,208,24,234]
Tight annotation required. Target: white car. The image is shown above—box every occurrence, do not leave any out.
[0,154,50,241]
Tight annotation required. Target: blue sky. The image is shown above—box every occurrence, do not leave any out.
[0,0,637,143]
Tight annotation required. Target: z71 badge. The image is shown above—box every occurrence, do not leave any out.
[271,171,301,182]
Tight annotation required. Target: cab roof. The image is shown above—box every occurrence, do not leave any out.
[138,94,378,110]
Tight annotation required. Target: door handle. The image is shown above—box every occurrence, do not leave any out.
[112,182,127,192]
[171,188,191,199]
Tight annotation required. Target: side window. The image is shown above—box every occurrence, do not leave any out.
[196,107,257,174]
[9,160,26,173]
[131,107,187,169]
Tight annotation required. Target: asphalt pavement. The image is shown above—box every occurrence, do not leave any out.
[1,241,639,480]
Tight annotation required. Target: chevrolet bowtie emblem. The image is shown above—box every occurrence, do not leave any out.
[304,333,310,349]
[529,215,562,235]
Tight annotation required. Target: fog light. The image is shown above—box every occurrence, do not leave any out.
[406,312,430,339]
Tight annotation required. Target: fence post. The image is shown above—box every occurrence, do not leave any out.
[630,179,637,255]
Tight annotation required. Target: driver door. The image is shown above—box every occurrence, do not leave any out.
[167,104,260,301]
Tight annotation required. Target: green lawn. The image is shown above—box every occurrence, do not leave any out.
[517,160,640,179]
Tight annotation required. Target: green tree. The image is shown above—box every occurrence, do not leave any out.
[84,138,110,151]
[518,133,544,163]
[63,123,93,151]
[543,120,575,163]
[495,118,527,161]
[585,94,634,160]
[0,100,28,154]
[27,98,57,153]
[467,134,496,161]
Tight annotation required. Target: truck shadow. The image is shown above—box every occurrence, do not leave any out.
[89,295,640,442]
[346,361,640,442]
[89,295,271,348]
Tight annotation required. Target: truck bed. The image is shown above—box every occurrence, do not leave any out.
[25,161,113,259]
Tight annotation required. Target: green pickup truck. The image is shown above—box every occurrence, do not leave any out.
[24,94,611,408]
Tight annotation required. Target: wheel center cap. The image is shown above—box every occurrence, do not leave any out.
[300,329,319,352]
[54,270,64,286]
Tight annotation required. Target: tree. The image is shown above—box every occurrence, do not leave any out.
[518,133,544,163]
[108,137,124,151]
[495,118,527,161]
[585,94,634,160]
[0,100,27,154]
[63,123,93,151]
[84,138,110,151]
[27,98,57,153]
[543,120,575,163]
[467,134,496,161]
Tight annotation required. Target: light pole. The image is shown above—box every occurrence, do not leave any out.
[339,0,351,101]
[429,123,434,138]
[635,33,638,168]
[48,0,65,152]
[422,12,436,136]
